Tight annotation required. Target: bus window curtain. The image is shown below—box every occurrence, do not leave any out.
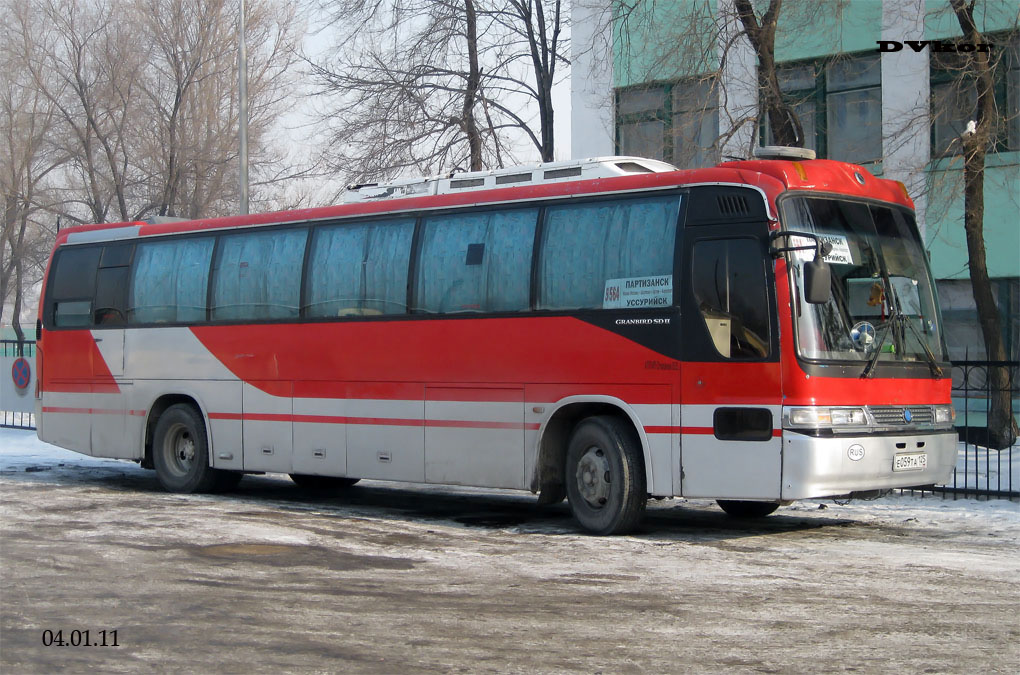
[306,218,415,317]
[212,229,307,321]
[539,196,680,310]
[129,238,214,323]
[416,208,537,313]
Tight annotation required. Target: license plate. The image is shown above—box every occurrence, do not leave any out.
[893,452,927,471]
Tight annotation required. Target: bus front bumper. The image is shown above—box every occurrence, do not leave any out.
[781,430,957,500]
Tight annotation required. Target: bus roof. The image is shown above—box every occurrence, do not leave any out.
[53,156,913,247]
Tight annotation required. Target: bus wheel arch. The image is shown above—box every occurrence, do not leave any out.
[143,394,203,469]
[145,394,240,493]
[533,400,650,508]
[564,415,647,534]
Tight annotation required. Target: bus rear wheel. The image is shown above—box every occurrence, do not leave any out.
[152,404,232,493]
[716,500,780,518]
[565,416,646,535]
[289,474,360,490]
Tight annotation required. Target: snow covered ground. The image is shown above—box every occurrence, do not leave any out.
[1,426,1016,539]
[2,427,1019,673]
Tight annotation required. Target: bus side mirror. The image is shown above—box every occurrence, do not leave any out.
[804,257,831,304]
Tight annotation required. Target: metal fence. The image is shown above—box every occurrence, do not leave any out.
[2,339,1017,499]
[1,410,35,429]
[1,340,36,430]
[909,359,1018,501]
[1,339,35,358]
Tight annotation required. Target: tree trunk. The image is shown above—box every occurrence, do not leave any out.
[463,0,483,171]
[733,0,804,148]
[951,0,1017,448]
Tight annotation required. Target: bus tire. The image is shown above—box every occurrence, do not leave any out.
[289,474,360,490]
[565,416,646,535]
[716,500,780,518]
[152,404,221,493]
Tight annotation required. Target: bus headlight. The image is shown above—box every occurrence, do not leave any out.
[934,405,956,425]
[788,407,866,428]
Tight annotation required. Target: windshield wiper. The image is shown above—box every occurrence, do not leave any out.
[897,314,944,378]
[861,311,944,379]
[861,310,896,379]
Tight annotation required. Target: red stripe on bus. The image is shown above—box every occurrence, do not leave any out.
[206,412,540,431]
[42,406,146,416]
[207,412,243,421]
[424,419,541,431]
[42,406,91,415]
[680,427,782,437]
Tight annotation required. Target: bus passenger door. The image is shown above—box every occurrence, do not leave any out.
[90,250,132,458]
[679,230,783,500]
[90,328,129,458]
[425,387,525,489]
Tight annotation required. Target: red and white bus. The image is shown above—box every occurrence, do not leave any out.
[35,150,957,534]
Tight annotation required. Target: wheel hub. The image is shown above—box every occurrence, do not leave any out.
[163,423,196,476]
[575,446,611,508]
[176,435,195,465]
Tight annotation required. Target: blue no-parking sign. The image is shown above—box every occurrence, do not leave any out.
[11,357,31,389]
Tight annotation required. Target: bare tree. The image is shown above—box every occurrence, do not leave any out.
[593,0,837,166]
[309,0,568,186]
[14,0,301,227]
[2,0,303,335]
[136,0,301,219]
[732,0,804,148]
[309,1,498,183]
[485,1,566,161]
[1,0,65,338]
[19,0,146,225]
[945,0,1018,448]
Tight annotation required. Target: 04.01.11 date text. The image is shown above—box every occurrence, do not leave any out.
[41,629,119,647]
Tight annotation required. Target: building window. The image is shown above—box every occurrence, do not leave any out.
[931,34,1019,156]
[764,53,882,166]
[673,79,720,169]
[936,278,1019,362]
[616,78,719,168]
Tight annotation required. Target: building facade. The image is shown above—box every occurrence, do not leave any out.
[571,0,1019,361]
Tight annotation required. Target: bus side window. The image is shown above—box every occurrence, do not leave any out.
[48,246,102,328]
[94,267,130,326]
[538,196,680,310]
[129,238,215,325]
[211,229,307,322]
[305,218,415,317]
[93,243,134,327]
[690,238,770,359]
[416,209,537,313]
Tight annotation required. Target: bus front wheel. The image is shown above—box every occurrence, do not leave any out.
[153,404,233,493]
[565,416,646,535]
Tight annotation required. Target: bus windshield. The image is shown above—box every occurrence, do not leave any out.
[781,195,947,368]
